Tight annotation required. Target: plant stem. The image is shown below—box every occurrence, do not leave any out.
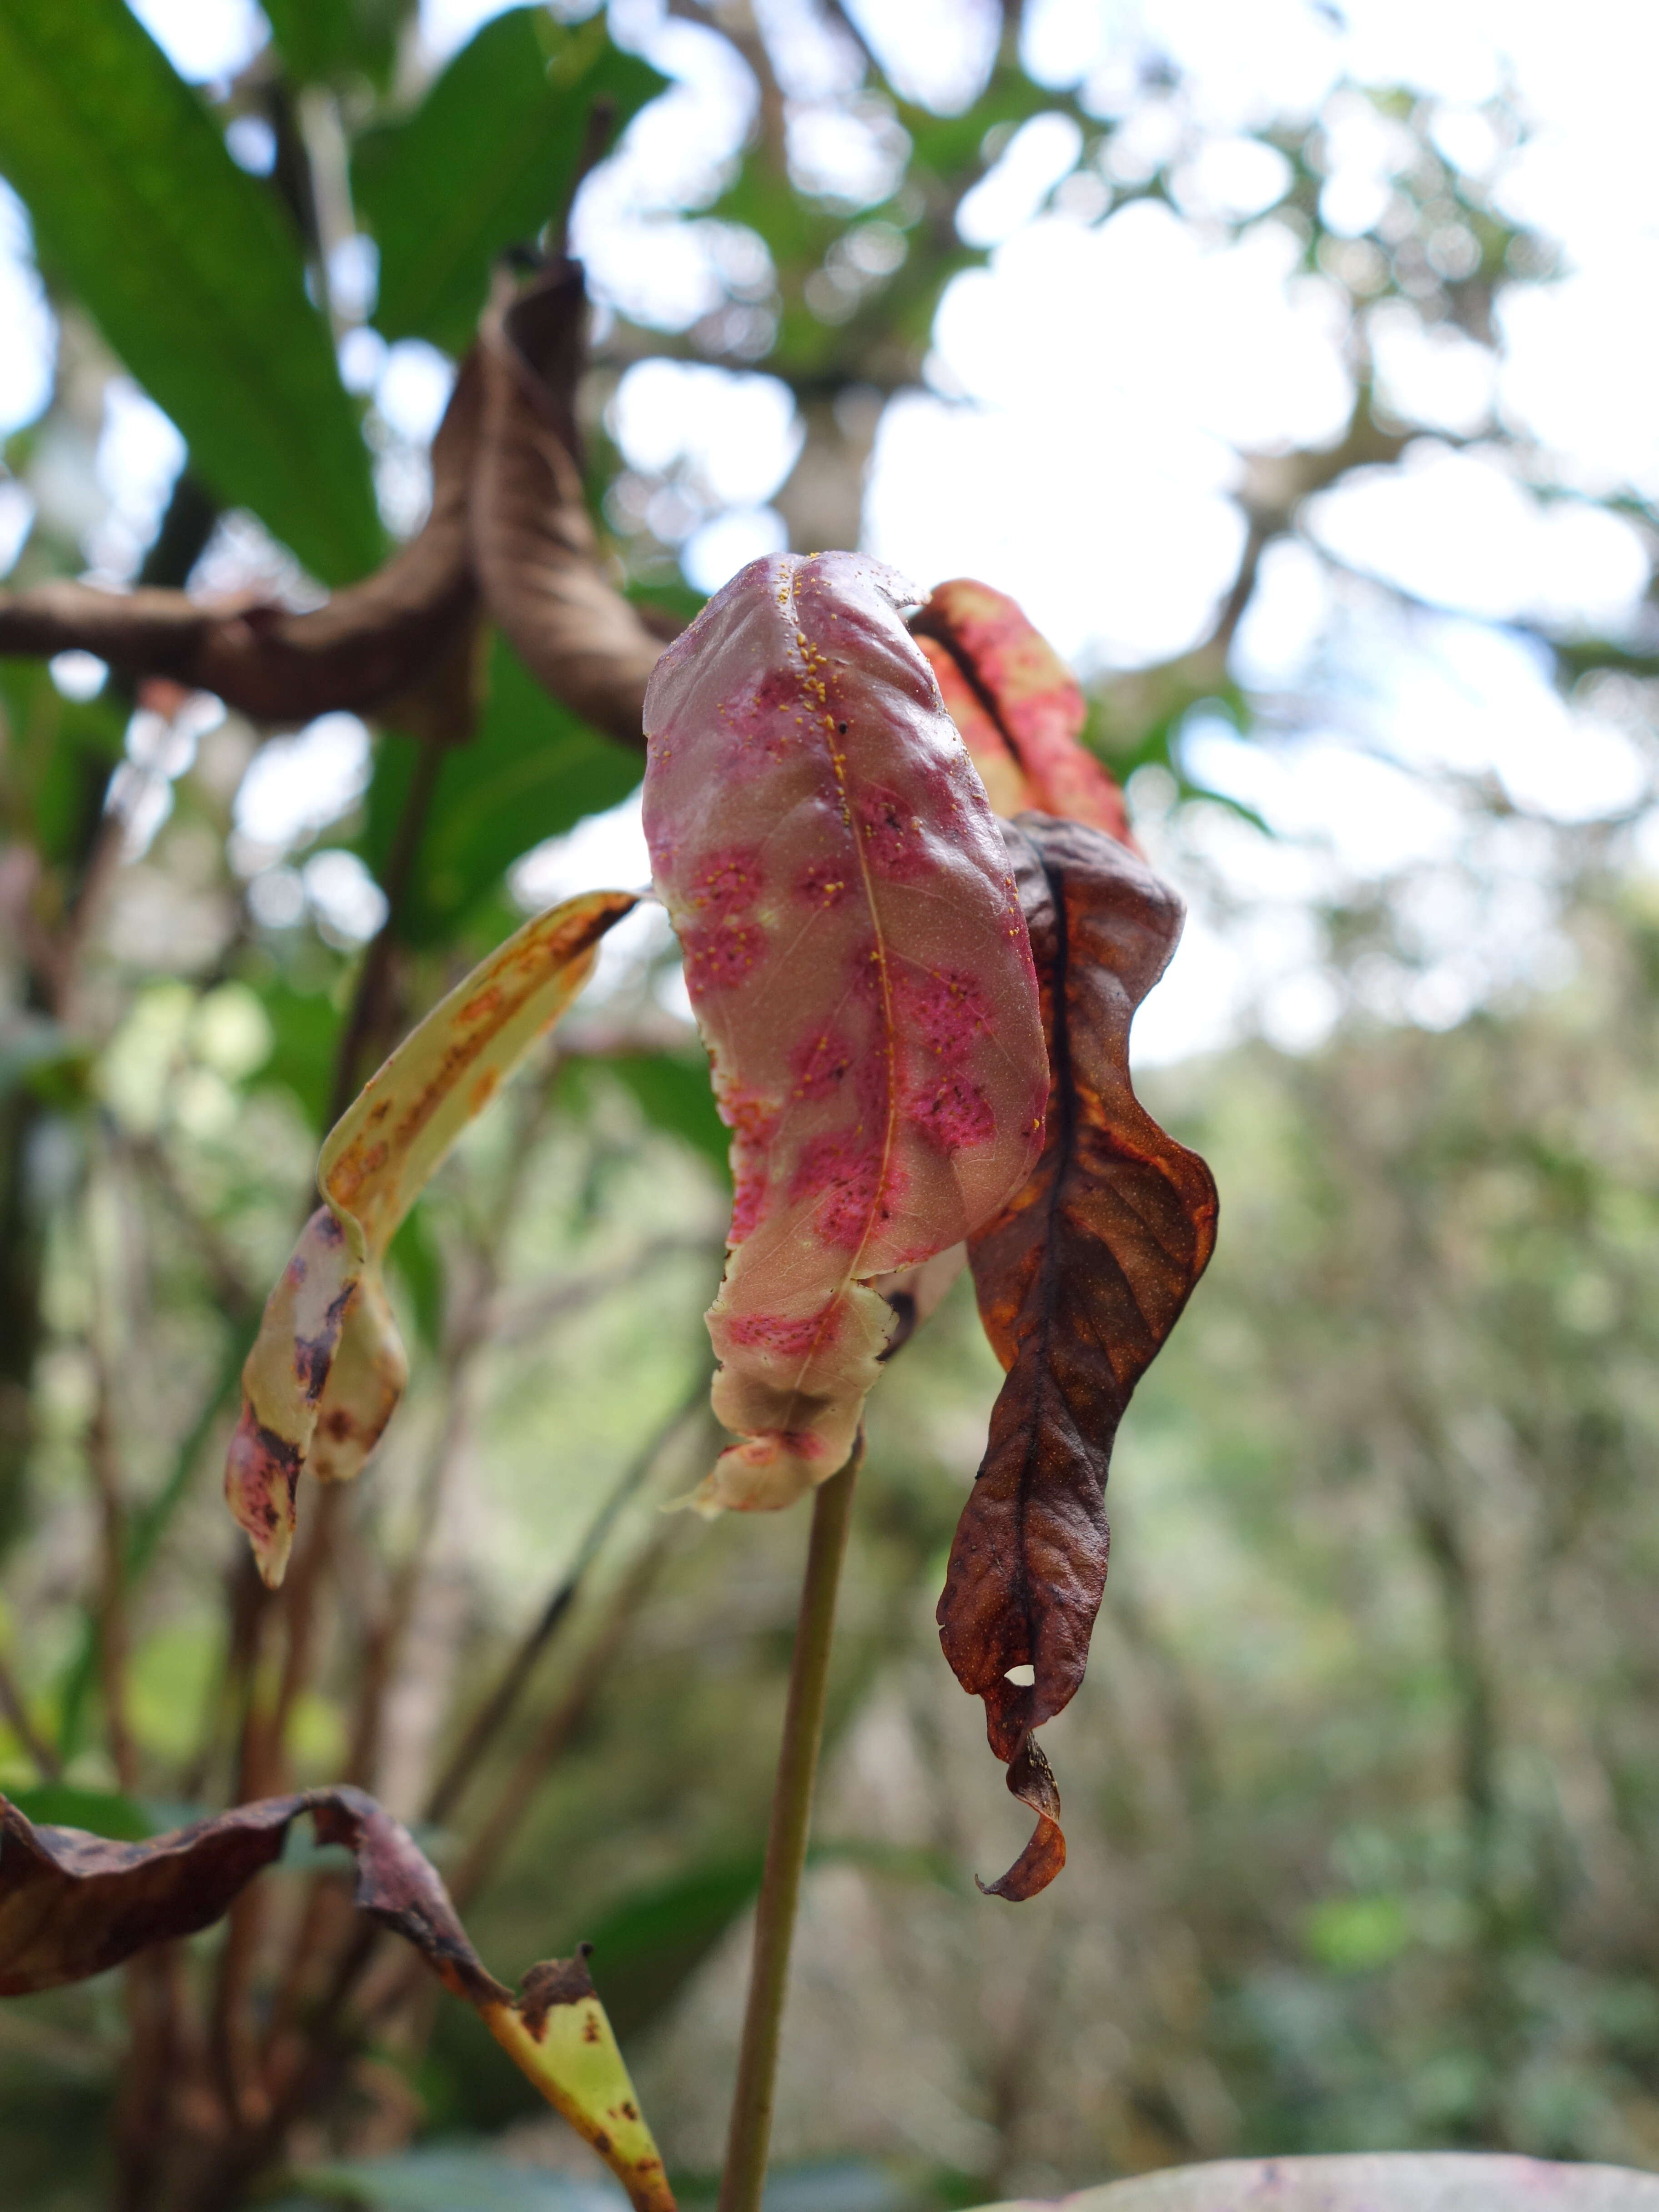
[719,1441,862,2212]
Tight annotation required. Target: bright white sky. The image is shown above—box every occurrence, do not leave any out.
[5,0,1659,1061]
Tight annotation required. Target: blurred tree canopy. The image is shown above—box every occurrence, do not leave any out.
[4,2,1659,2209]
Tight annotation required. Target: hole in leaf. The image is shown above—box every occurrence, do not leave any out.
[1004,1662,1036,1687]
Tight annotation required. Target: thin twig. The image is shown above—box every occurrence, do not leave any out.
[86,1367,138,1793]
[446,1524,676,1910]
[424,1367,712,1825]
[0,1646,59,1778]
[210,1487,340,2129]
[343,1065,565,1790]
[719,1441,862,2212]
[486,1236,719,1347]
[122,1131,261,1324]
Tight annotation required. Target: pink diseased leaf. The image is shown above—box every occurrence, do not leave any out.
[913,579,1136,849]
[643,552,1049,1513]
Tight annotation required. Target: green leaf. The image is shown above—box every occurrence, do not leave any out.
[354,9,667,354]
[0,0,381,583]
[5,1785,152,1842]
[386,1204,445,1349]
[0,660,124,866]
[583,1052,730,1178]
[250,975,344,1133]
[1304,1893,1411,1973]
[575,1853,766,2043]
[261,0,407,88]
[360,634,642,943]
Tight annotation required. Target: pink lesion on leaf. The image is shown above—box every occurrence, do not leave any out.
[685,845,764,918]
[724,1306,840,1356]
[724,1426,833,1469]
[789,1125,904,1249]
[902,965,992,1062]
[729,1156,769,1242]
[795,858,850,910]
[895,965,1005,1153]
[709,1071,778,1145]
[714,1072,779,1244]
[722,667,803,770]
[856,787,930,877]
[789,1027,855,1101]
[907,1070,995,1153]
[683,920,767,992]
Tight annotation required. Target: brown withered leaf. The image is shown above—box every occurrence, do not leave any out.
[0,1783,503,2003]
[0,357,483,729]
[938,815,1218,1900]
[0,1788,675,2212]
[472,258,664,751]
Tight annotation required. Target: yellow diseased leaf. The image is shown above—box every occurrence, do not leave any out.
[320,890,639,1266]
[482,1955,675,2212]
[226,891,638,1584]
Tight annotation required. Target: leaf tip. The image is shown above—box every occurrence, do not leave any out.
[223,1402,298,1588]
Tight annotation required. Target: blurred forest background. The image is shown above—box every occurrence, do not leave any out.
[5,0,1659,2207]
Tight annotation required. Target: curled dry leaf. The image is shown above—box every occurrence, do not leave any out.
[226,889,637,1584]
[643,552,1049,1513]
[939,815,1218,1900]
[912,578,1136,847]
[0,261,664,750]
[0,1788,674,2212]
[473,259,666,751]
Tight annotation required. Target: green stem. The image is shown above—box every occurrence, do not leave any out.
[719,1441,861,2212]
